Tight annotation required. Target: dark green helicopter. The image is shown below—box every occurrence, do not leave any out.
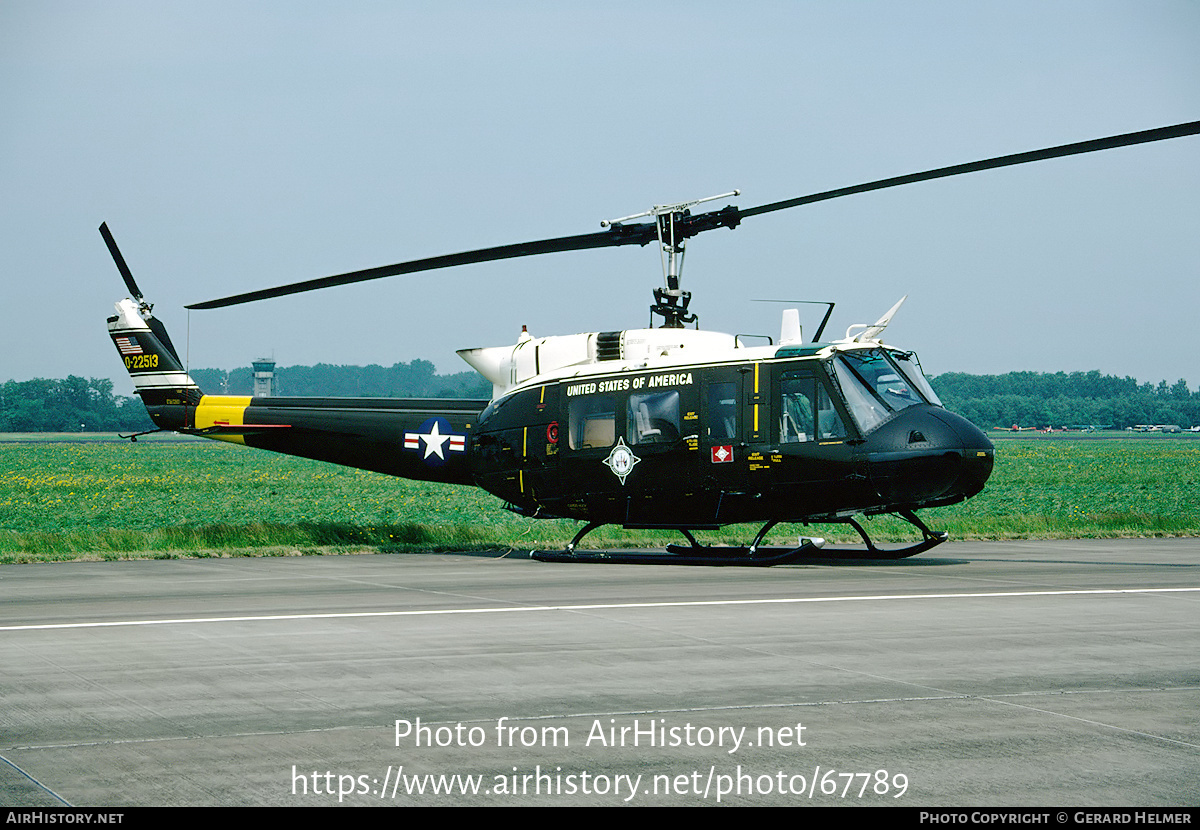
[104,120,1200,565]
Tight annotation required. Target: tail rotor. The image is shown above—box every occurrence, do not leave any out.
[99,222,182,363]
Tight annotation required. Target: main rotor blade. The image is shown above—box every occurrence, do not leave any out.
[738,120,1200,219]
[187,223,658,309]
[99,222,143,301]
[188,119,1199,310]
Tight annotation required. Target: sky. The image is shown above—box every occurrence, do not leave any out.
[2,1,1198,395]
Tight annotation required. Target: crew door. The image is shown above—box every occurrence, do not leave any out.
[698,367,750,521]
[774,366,858,516]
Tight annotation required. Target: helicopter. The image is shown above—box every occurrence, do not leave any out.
[104,119,1200,566]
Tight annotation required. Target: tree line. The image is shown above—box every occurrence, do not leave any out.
[0,377,153,432]
[188,360,490,399]
[0,360,489,433]
[2,366,1196,432]
[930,370,1200,429]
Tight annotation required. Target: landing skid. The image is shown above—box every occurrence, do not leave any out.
[531,540,825,566]
[821,510,948,560]
[529,510,947,566]
[530,520,826,567]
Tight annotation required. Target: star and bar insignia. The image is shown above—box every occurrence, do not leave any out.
[403,417,467,466]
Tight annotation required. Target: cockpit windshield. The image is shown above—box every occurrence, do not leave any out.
[832,348,939,433]
[889,349,942,407]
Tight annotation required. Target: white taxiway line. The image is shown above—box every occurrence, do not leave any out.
[2,587,1197,632]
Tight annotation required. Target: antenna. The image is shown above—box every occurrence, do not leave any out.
[752,300,836,342]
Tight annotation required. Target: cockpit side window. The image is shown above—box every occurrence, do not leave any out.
[780,373,816,443]
[781,371,849,443]
[817,383,848,440]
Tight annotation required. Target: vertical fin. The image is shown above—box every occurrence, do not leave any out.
[108,298,201,428]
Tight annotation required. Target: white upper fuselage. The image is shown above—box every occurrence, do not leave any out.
[460,325,843,402]
[458,301,908,401]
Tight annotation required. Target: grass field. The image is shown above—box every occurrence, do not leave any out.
[1,436,1197,563]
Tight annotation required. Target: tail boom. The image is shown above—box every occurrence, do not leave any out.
[109,297,483,485]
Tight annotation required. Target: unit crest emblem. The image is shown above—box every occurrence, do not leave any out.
[602,437,641,485]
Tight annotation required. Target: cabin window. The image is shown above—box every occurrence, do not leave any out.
[626,391,681,445]
[706,382,737,442]
[569,396,615,449]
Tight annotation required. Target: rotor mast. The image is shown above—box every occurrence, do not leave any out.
[602,191,738,328]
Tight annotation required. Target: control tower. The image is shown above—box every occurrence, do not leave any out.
[252,358,276,397]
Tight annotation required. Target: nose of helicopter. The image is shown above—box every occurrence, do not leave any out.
[865,405,994,505]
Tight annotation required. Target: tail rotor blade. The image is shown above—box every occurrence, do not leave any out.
[99,222,143,301]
